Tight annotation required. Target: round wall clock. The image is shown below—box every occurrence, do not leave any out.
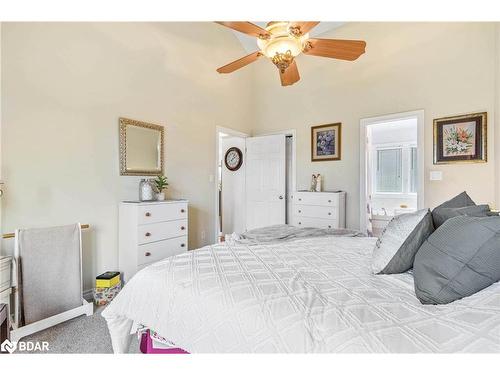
[224,147,243,171]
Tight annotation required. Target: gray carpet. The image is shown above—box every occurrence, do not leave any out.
[17,306,140,354]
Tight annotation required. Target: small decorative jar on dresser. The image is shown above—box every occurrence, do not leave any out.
[292,191,346,229]
[119,200,188,282]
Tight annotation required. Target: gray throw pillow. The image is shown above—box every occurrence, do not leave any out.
[414,215,500,305]
[432,204,490,228]
[371,209,434,274]
[431,191,475,228]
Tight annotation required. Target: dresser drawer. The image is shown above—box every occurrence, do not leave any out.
[295,204,338,220]
[294,192,339,207]
[138,236,187,266]
[138,203,187,224]
[138,220,188,245]
[0,258,11,293]
[292,217,338,229]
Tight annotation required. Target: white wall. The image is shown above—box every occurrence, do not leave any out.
[0,22,2,182]
[221,136,246,235]
[1,22,500,291]
[370,119,417,145]
[253,22,498,228]
[0,23,254,290]
[496,23,500,208]
[0,22,2,233]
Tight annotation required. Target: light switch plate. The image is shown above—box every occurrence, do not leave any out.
[430,171,443,181]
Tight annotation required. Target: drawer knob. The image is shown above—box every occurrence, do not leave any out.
[298,210,301,213]
[328,200,331,203]
[145,212,151,217]
[145,252,151,257]
[181,226,186,230]
[298,222,301,225]
[328,225,332,229]
[145,232,151,237]
[181,209,185,213]
[328,212,332,215]
[298,198,302,201]
[180,243,185,248]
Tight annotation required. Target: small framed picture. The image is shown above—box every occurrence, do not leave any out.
[311,123,341,161]
[433,112,487,164]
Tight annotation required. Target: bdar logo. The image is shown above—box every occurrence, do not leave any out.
[1,339,17,353]
[1,339,48,353]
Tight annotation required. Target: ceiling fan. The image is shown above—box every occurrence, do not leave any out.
[215,21,366,86]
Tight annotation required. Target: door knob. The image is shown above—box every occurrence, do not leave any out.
[279,195,284,200]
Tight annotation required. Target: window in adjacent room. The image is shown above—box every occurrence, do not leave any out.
[373,144,416,195]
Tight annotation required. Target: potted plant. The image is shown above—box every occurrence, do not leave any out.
[153,175,168,201]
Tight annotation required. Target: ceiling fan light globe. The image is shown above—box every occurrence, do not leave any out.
[257,21,309,58]
[261,37,304,58]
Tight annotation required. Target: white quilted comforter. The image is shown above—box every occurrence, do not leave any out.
[102,236,500,353]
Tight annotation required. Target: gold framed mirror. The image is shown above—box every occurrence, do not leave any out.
[119,117,164,176]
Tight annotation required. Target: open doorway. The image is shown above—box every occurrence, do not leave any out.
[360,110,424,236]
[215,127,248,243]
[214,128,296,243]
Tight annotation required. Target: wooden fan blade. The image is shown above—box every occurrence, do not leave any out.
[289,21,320,35]
[304,38,366,60]
[215,22,270,39]
[280,61,300,86]
[217,51,261,74]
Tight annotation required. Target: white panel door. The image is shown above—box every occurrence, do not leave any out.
[245,134,286,230]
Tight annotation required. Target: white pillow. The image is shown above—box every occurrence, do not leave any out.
[371,209,434,274]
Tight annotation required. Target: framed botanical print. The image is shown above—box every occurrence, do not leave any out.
[311,123,341,161]
[433,112,487,164]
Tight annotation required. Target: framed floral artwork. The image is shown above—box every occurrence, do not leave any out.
[433,112,487,164]
[311,123,341,161]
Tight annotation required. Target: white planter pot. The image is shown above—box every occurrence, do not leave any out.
[156,192,165,201]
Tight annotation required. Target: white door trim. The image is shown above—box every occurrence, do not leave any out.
[214,126,249,243]
[359,110,425,234]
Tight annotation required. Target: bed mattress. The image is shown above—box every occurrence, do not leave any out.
[102,236,500,353]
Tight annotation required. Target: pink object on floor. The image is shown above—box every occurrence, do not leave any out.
[139,330,189,354]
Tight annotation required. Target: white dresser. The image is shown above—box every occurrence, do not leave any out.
[292,191,346,229]
[119,200,188,282]
[0,256,12,328]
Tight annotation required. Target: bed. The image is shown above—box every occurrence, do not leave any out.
[102,228,500,353]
